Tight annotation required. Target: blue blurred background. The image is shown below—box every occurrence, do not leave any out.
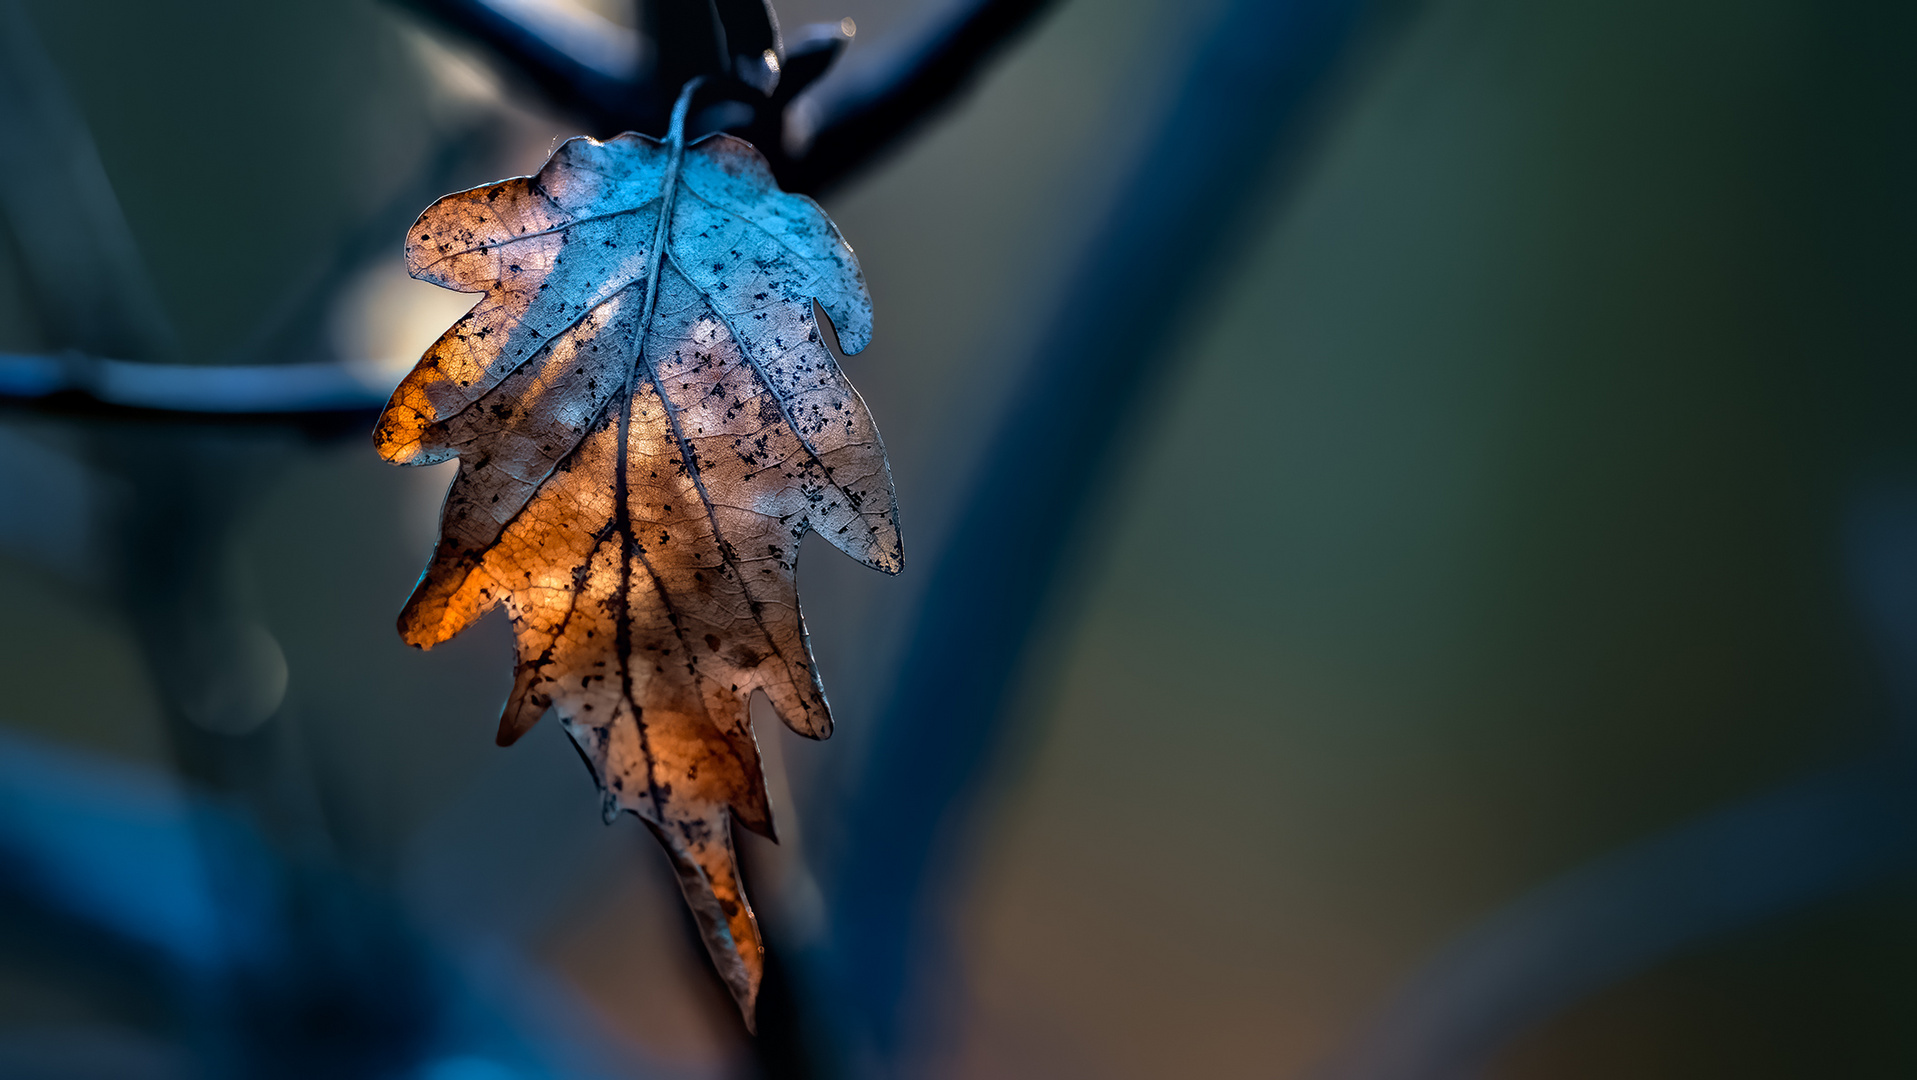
[0,0,1914,1076]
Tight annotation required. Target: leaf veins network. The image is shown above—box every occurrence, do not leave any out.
[374,89,901,1023]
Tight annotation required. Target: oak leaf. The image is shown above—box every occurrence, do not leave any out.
[374,91,901,1024]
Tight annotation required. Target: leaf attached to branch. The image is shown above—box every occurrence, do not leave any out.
[374,87,901,1025]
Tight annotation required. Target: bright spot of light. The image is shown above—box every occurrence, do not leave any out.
[398,23,503,114]
[840,16,856,37]
[329,259,480,395]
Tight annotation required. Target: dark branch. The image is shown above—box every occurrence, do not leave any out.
[0,353,387,418]
[2,0,1056,419]
[398,0,1060,195]
[813,0,1378,1063]
[398,0,647,124]
[779,0,1059,192]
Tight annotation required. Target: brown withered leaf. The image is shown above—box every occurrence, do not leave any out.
[374,90,901,1025]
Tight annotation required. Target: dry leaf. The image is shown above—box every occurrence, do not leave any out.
[374,88,901,1024]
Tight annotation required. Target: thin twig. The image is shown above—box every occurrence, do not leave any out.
[0,0,1056,419]
[399,0,1059,194]
[0,353,390,416]
[811,0,1378,1066]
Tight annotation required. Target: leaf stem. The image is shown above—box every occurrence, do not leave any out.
[667,75,704,150]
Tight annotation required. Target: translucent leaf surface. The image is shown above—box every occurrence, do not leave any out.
[375,91,901,1024]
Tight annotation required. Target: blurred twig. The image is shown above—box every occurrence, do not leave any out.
[0,0,1056,420]
[1317,487,1917,1080]
[777,0,1060,191]
[811,0,1378,1067]
[0,354,388,416]
[1318,759,1917,1080]
[401,0,1059,194]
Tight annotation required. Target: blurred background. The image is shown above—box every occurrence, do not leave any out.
[0,0,1914,1077]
